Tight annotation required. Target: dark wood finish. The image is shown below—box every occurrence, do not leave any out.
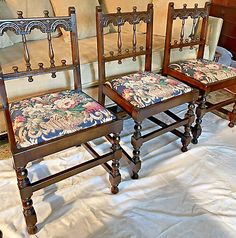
[96,4,199,179]
[210,0,236,59]
[163,2,236,144]
[0,8,123,234]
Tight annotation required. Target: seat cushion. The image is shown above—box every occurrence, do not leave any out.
[105,72,192,108]
[169,59,236,85]
[10,90,115,149]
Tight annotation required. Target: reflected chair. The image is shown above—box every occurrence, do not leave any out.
[163,2,236,144]
[0,8,123,234]
[96,4,199,179]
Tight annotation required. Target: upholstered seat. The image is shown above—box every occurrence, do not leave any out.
[10,90,115,149]
[169,59,236,85]
[105,72,192,108]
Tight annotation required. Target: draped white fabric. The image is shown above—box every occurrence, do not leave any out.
[0,106,235,238]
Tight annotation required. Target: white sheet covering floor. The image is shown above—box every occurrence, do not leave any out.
[0,105,236,238]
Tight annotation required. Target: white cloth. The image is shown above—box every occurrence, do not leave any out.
[0,106,235,238]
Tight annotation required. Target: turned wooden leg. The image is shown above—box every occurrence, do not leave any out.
[109,133,121,194]
[16,167,38,235]
[229,102,236,128]
[130,121,142,180]
[192,94,207,144]
[181,103,195,152]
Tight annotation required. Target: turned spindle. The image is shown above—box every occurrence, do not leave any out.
[117,7,121,13]
[116,7,122,64]
[38,63,44,70]
[17,11,23,19]
[109,51,114,57]
[190,13,198,41]
[51,72,56,78]
[61,59,67,66]
[44,10,49,18]
[180,18,186,44]
[12,66,19,73]
[47,31,56,78]
[132,7,137,61]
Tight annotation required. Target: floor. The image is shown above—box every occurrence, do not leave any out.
[0,102,235,238]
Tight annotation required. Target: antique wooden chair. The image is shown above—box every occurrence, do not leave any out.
[96,4,199,179]
[0,8,123,234]
[163,2,236,144]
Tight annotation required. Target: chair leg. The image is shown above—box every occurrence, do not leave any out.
[16,166,38,235]
[181,103,195,152]
[98,86,105,106]
[109,133,122,194]
[192,94,207,144]
[130,121,142,180]
[229,102,236,128]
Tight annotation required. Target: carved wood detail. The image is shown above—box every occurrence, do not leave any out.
[100,9,152,28]
[170,3,210,20]
[0,17,72,36]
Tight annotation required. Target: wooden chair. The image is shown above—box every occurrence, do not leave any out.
[0,8,123,234]
[96,4,199,179]
[163,2,236,144]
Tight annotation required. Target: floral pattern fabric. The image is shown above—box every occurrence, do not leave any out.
[169,59,236,84]
[10,90,116,149]
[105,72,192,108]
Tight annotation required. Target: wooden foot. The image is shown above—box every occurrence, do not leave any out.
[191,138,198,144]
[111,186,119,194]
[131,172,139,180]
[22,198,38,235]
[130,121,142,179]
[16,167,38,235]
[228,102,236,128]
[181,103,195,152]
[27,223,38,235]
[181,147,188,152]
[109,133,121,194]
[192,94,207,144]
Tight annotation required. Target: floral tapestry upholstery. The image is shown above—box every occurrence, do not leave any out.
[169,59,236,85]
[105,72,192,108]
[10,90,116,149]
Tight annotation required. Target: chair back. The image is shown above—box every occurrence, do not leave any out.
[163,2,211,73]
[0,7,81,100]
[96,3,154,101]
[0,7,81,147]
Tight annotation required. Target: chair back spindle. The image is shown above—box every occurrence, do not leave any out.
[132,6,137,61]
[17,11,34,82]
[117,23,122,64]
[47,32,56,77]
